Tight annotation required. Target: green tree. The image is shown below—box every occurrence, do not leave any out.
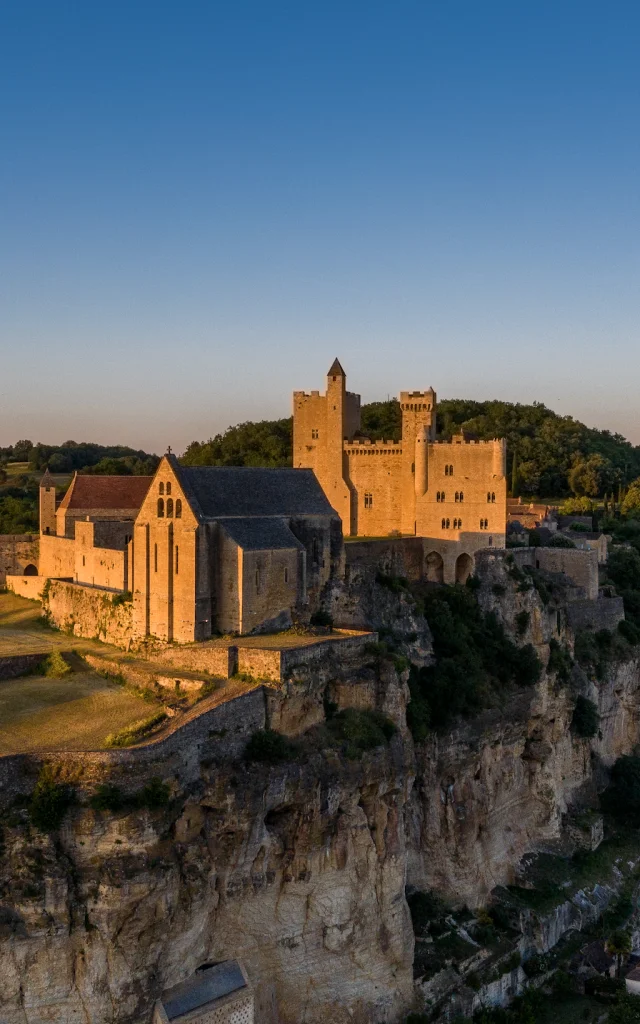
[181,419,293,467]
[608,929,632,977]
[621,478,640,518]
[608,993,640,1024]
[568,454,617,497]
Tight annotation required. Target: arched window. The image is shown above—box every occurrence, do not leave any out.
[166,498,174,517]
[166,482,172,496]
[436,491,440,503]
[458,519,462,529]
[445,518,450,529]
[445,465,449,476]
[159,482,164,495]
[441,492,445,502]
[449,464,454,475]
[487,492,491,503]
[491,492,496,503]
[441,518,446,529]
[175,499,182,518]
[157,498,164,517]
[459,491,464,502]
[455,491,459,502]
[453,518,457,529]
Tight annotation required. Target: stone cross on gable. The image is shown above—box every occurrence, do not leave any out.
[166,446,172,454]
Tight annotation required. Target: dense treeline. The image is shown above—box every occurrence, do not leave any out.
[180,398,640,499]
[0,440,158,475]
[181,419,292,468]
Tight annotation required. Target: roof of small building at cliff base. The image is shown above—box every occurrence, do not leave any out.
[160,961,248,1020]
[57,474,153,511]
[175,465,336,519]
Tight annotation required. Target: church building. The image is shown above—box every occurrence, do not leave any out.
[37,457,341,643]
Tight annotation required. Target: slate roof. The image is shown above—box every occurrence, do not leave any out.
[160,961,248,1020]
[328,357,345,376]
[219,517,305,551]
[176,466,335,520]
[40,469,56,489]
[57,475,152,511]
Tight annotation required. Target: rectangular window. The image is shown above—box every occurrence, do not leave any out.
[154,543,158,573]
[82,555,85,566]
[175,546,179,574]
[364,492,373,509]
[311,429,319,439]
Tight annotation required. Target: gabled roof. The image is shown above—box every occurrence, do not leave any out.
[160,961,248,1021]
[175,465,335,520]
[328,357,345,377]
[57,474,152,512]
[219,517,305,551]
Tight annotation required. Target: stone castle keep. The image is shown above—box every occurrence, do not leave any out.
[294,359,507,582]
[19,360,508,643]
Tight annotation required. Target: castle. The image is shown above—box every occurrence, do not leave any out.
[294,360,507,582]
[15,359,508,644]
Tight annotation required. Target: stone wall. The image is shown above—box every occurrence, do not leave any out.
[39,532,75,578]
[6,574,47,601]
[512,546,599,599]
[0,685,266,809]
[41,578,134,647]
[0,534,38,584]
[344,536,425,582]
[566,596,625,633]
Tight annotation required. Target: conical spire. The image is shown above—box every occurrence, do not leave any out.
[40,468,55,488]
[328,358,345,377]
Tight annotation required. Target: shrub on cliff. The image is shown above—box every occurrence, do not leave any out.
[245,729,298,763]
[601,756,640,823]
[571,695,599,738]
[29,766,75,832]
[407,586,542,732]
[324,708,396,760]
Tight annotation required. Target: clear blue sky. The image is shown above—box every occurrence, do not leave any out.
[1,1,638,453]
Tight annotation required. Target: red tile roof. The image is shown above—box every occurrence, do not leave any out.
[58,475,152,511]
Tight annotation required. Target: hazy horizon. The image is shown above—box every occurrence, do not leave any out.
[2,2,639,453]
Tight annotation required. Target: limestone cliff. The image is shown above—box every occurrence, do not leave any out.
[2,556,640,1023]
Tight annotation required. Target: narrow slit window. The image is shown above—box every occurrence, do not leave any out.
[284,567,289,583]
[154,543,158,572]
[166,498,174,517]
[175,499,182,518]
[166,482,172,496]
[175,546,179,574]
[159,482,164,495]
[157,498,164,517]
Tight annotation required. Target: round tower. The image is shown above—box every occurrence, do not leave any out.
[414,425,429,496]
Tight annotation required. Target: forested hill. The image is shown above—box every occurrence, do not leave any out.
[182,399,640,499]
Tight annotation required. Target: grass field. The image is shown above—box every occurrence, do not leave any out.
[0,591,117,657]
[3,461,72,488]
[0,591,162,752]
[0,669,155,753]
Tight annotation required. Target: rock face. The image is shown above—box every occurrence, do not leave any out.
[2,557,640,1023]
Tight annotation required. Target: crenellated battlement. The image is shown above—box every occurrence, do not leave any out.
[293,358,506,545]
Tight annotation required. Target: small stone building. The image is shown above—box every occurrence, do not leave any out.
[153,960,254,1023]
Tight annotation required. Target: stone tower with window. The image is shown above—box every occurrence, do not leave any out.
[293,360,507,583]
